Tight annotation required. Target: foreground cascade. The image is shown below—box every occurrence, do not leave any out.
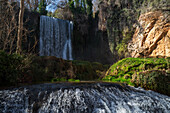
[40,16,73,60]
[0,83,170,113]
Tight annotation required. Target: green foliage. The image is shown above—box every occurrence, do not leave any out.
[68,79,80,82]
[0,51,109,86]
[47,12,54,17]
[38,0,47,15]
[75,0,79,8]
[68,0,75,12]
[19,56,109,84]
[132,70,170,95]
[86,0,93,18]
[0,51,24,86]
[51,78,67,82]
[51,78,80,82]
[104,0,169,61]
[72,60,108,80]
[67,0,93,18]
[103,58,169,89]
[116,31,133,59]
[103,76,135,86]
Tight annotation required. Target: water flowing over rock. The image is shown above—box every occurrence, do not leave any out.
[0,83,170,113]
[40,16,73,60]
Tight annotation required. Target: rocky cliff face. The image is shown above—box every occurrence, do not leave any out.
[98,0,170,60]
[128,11,170,57]
[72,14,113,64]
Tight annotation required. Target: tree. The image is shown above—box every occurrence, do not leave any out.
[0,0,38,54]
[16,0,25,54]
[86,0,93,19]
[9,0,39,11]
[82,0,86,10]
[26,0,39,11]
[54,0,73,20]
[75,0,79,8]
[38,0,47,15]
[68,0,75,12]
[92,0,100,13]
[0,0,18,53]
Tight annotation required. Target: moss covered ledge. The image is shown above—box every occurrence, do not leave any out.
[103,57,170,96]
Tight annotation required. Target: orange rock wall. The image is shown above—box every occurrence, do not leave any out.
[128,11,170,57]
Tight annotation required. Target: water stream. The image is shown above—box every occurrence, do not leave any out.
[0,82,169,113]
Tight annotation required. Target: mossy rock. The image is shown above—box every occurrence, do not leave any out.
[105,57,168,78]
[124,74,131,79]
[132,70,170,96]
[103,57,170,95]
[22,56,109,83]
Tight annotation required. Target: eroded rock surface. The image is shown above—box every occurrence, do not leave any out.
[128,11,170,57]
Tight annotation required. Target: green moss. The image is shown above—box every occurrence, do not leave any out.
[51,78,67,82]
[51,78,80,82]
[103,57,169,95]
[68,79,80,82]
[133,70,170,95]
[68,79,75,82]
[74,79,80,82]
[108,58,168,75]
[104,75,135,86]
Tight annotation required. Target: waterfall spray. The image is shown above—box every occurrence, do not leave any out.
[40,16,73,60]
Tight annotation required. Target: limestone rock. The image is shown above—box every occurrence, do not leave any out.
[128,11,170,58]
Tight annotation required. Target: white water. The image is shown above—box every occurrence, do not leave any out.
[0,83,169,113]
[40,16,73,60]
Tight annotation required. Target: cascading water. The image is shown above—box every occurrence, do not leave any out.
[0,83,170,113]
[40,16,73,60]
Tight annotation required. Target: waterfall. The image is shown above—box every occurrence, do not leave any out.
[40,16,73,60]
[0,83,170,113]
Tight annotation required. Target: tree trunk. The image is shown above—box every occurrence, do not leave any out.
[16,0,25,54]
[83,0,86,10]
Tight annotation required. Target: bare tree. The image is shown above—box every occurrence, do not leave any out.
[0,0,18,53]
[0,0,38,54]
[53,0,73,20]
[16,0,25,54]
[93,0,100,13]
[25,0,39,11]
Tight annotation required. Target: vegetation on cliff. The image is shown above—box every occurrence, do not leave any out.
[38,0,47,15]
[103,57,170,95]
[98,0,170,60]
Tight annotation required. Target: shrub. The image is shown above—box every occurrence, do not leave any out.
[38,0,47,15]
[116,31,133,59]
[0,51,23,86]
